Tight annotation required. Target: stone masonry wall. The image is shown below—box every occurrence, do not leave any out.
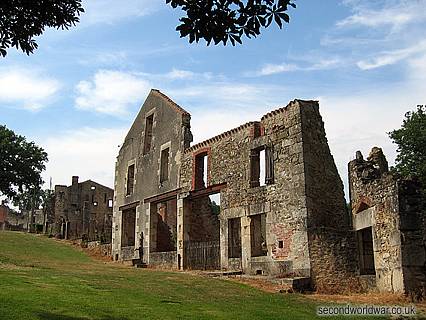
[349,147,426,296]
[300,102,359,293]
[180,101,311,276]
[112,89,192,263]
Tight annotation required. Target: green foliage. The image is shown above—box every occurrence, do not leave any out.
[210,200,221,215]
[389,105,426,190]
[0,0,84,57]
[0,125,48,201]
[166,0,296,46]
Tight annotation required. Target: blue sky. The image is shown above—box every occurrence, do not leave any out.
[1,0,425,198]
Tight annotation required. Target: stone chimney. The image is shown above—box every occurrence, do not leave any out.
[72,176,79,186]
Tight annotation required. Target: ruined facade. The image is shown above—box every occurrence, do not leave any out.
[54,176,114,242]
[349,147,426,296]
[112,89,359,292]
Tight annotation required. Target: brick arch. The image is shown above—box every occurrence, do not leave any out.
[354,196,373,214]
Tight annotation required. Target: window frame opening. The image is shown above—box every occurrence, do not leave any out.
[126,164,135,196]
[160,147,170,184]
[143,114,154,154]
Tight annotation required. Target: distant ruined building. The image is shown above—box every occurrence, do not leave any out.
[54,176,113,242]
[111,89,425,295]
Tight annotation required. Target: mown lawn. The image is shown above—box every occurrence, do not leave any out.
[0,231,384,320]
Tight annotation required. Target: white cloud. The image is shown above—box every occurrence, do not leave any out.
[257,63,298,76]
[39,127,127,188]
[250,57,344,77]
[166,68,195,80]
[75,70,151,116]
[357,41,426,70]
[336,1,426,30]
[80,0,160,25]
[0,68,60,111]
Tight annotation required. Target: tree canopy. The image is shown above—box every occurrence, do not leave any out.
[0,125,48,201]
[389,105,426,191]
[0,0,84,57]
[167,0,296,45]
[1,0,296,57]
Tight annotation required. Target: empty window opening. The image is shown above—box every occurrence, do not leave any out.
[121,208,136,247]
[126,164,135,196]
[104,193,107,203]
[278,240,284,249]
[108,199,113,208]
[90,186,96,190]
[357,227,375,275]
[256,269,264,275]
[91,194,95,203]
[93,202,98,206]
[160,148,170,183]
[250,147,274,187]
[194,152,208,190]
[250,213,267,257]
[259,149,266,186]
[228,218,242,258]
[143,114,154,154]
[150,199,177,252]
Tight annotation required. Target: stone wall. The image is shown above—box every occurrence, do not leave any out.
[112,89,192,262]
[348,147,426,296]
[178,99,356,291]
[300,101,359,292]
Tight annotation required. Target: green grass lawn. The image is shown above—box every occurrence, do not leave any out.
[0,231,385,320]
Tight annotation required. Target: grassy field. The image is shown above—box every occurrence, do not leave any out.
[0,231,386,320]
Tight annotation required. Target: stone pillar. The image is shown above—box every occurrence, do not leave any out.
[241,216,251,273]
[177,196,191,270]
[220,217,228,270]
[145,202,151,264]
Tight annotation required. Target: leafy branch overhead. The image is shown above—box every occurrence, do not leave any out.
[166,0,296,45]
[0,0,84,57]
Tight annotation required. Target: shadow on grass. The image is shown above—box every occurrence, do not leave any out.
[37,312,129,320]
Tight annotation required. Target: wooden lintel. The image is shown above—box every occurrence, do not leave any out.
[143,188,180,204]
[190,183,227,199]
[119,201,140,211]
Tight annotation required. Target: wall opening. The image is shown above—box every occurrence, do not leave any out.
[250,213,267,257]
[121,208,136,247]
[184,192,221,270]
[357,227,375,275]
[250,147,274,187]
[143,114,154,154]
[150,199,177,252]
[126,164,135,196]
[160,148,170,183]
[228,217,242,258]
[194,152,208,190]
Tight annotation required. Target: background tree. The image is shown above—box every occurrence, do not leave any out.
[0,125,48,201]
[0,0,84,57]
[167,0,296,45]
[389,105,426,191]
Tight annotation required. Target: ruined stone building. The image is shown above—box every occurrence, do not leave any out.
[349,147,426,296]
[112,89,361,292]
[112,89,425,295]
[54,176,114,242]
